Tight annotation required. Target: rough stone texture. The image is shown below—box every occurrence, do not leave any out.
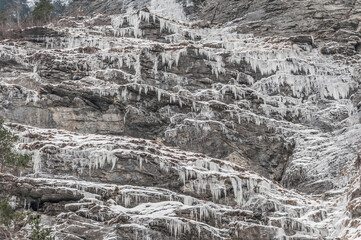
[199,0,361,54]
[0,16,297,182]
[0,0,360,239]
[61,0,361,56]
[0,125,349,240]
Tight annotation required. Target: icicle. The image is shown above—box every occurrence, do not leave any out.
[32,150,42,173]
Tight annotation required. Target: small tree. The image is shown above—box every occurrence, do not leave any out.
[0,11,7,38]
[30,216,54,240]
[0,118,31,172]
[0,198,17,239]
[0,198,15,227]
[0,11,7,26]
[31,0,54,23]
[0,199,54,239]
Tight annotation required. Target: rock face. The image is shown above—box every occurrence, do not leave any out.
[2,124,356,240]
[0,0,360,239]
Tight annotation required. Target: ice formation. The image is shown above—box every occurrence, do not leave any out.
[10,124,352,239]
[0,3,360,239]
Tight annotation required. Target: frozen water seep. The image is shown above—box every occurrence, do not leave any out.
[10,123,360,239]
[32,150,42,173]
[112,10,155,38]
[0,83,40,104]
[150,0,187,21]
[161,47,187,70]
[2,5,361,239]
[15,125,279,208]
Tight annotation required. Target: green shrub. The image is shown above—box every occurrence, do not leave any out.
[0,198,54,239]
[30,216,54,240]
[0,118,31,172]
[31,0,54,22]
[0,11,7,25]
[0,198,15,227]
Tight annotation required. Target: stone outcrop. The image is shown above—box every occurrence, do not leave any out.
[0,0,360,239]
[0,123,354,240]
